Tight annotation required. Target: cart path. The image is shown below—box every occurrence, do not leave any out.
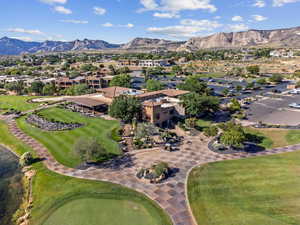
[3,117,300,225]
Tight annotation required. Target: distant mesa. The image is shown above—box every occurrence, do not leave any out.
[1,26,300,55]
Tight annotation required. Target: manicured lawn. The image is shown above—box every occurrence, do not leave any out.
[244,127,275,149]
[286,130,300,145]
[33,165,172,225]
[0,95,41,112]
[42,198,161,225]
[246,128,300,149]
[17,107,121,168]
[188,151,300,225]
[0,120,172,225]
[0,120,34,156]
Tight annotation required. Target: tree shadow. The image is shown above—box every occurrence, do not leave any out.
[83,154,135,171]
[31,157,46,164]
[243,142,266,153]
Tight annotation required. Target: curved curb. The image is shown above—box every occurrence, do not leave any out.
[185,165,200,225]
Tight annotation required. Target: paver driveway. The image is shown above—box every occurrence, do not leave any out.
[3,116,300,225]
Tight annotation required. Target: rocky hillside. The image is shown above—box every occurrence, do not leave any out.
[178,26,300,51]
[0,37,40,55]
[122,38,185,51]
[0,37,120,55]
[1,26,300,55]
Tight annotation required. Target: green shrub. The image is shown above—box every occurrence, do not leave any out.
[19,152,34,167]
[153,162,169,177]
[203,126,218,137]
[111,127,122,142]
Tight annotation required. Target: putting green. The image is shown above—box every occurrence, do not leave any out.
[43,198,162,225]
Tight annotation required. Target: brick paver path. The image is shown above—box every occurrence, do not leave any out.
[4,117,300,225]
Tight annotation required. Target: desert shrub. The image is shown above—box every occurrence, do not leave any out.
[203,126,218,137]
[19,152,34,167]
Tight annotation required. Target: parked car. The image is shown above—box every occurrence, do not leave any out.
[289,89,300,95]
[289,103,300,109]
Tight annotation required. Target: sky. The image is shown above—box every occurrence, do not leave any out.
[1,0,300,43]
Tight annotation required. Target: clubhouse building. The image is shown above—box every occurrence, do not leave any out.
[65,87,189,127]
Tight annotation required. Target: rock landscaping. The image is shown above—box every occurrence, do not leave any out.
[136,162,171,184]
[26,114,83,131]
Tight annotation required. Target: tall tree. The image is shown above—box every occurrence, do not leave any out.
[178,75,211,95]
[42,83,56,96]
[30,81,45,95]
[74,137,106,162]
[180,93,220,117]
[109,74,131,88]
[145,79,164,91]
[109,95,142,123]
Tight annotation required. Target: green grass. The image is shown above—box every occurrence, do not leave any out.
[286,130,300,145]
[196,119,213,131]
[245,128,300,149]
[0,120,172,225]
[188,151,300,225]
[0,95,41,112]
[17,107,121,168]
[244,128,274,149]
[0,120,34,156]
[42,198,161,225]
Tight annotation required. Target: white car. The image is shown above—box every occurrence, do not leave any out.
[289,89,300,95]
[289,103,300,109]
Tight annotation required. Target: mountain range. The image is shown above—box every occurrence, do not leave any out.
[1,26,300,55]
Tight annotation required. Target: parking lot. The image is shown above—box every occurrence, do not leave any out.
[247,94,300,125]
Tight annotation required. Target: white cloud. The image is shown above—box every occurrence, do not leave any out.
[139,0,217,13]
[148,26,205,38]
[94,7,106,15]
[153,12,180,18]
[102,23,134,28]
[60,19,88,24]
[252,14,268,21]
[125,23,134,28]
[273,0,300,6]
[253,0,266,7]
[232,16,243,22]
[54,6,72,14]
[228,24,249,32]
[180,19,222,29]
[10,36,33,42]
[7,28,44,35]
[39,0,67,4]
[147,19,222,39]
[102,22,114,27]
[140,0,158,10]
[214,16,221,20]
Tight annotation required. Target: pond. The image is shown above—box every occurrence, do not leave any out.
[0,146,24,225]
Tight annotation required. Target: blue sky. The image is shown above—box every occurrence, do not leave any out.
[1,0,300,43]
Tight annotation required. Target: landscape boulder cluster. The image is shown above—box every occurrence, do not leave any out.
[26,114,83,131]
